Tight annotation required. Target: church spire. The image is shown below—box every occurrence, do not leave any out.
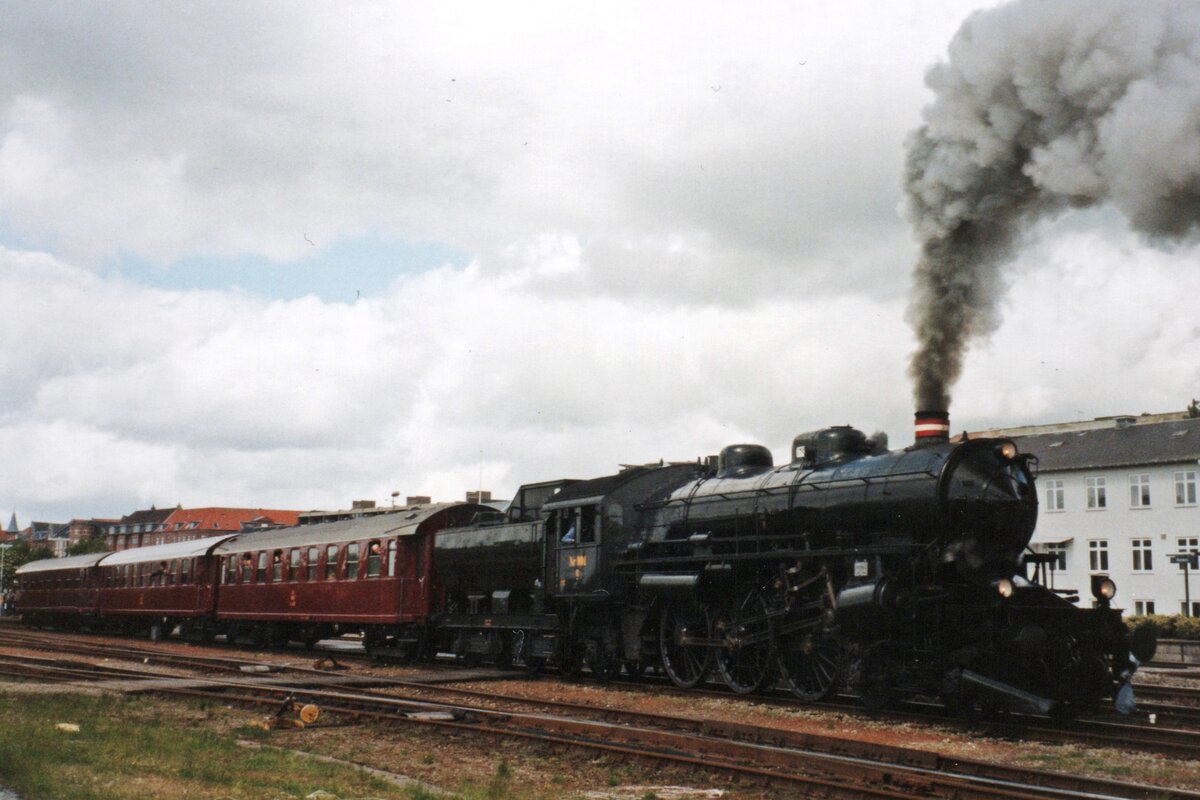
[5,512,17,534]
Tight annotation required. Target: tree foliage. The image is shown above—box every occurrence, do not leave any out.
[1,540,53,590]
[67,535,111,556]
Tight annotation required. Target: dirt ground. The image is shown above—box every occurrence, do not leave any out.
[2,633,1199,798]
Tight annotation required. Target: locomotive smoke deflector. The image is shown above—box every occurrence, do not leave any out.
[914,410,950,447]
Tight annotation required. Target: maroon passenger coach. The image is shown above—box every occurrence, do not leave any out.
[211,502,486,651]
[96,535,233,639]
[13,552,107,627]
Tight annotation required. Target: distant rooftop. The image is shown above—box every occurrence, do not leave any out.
[969,412,1200,472]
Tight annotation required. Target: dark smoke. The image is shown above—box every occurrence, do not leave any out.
[904,0,1200,412]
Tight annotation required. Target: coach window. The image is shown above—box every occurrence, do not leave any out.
[345,543,360,580]
[241,554,254,583]
[307,546,320,581]
[289,549,300,581]
[326,544,340,580]
[387,540,397,577]
[366,541,382,578]
[256,552,268,583]
[271,550,284,582]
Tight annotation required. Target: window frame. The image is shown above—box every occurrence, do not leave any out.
[1176,470,1198,506]
[1088,539,1109,571]
[1086,477,1107,510]
[1131,538,1153,572]
[1129,473,1151,508]
[1044,479,1064,512]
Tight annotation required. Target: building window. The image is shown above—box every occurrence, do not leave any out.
[1086,477,1107,509]
[1088,539,1108,571]
[1044,542,1068,571]
[1045,479,1064,511]
[1183,601,1200,617]
[1178,537,1200,570]
[1129,474,1151,507]
[1131,538,1153,571]
[1135,600,1156,615]
[1176,470,1198,506]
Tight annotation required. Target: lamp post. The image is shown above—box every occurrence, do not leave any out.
[1170,552,1200,617]
[0,543,11,616]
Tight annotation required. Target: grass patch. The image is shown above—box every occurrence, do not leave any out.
[0,693,414,799]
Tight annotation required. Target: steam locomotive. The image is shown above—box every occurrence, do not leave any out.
[432,411,1152,716]
[15,412,1153,716]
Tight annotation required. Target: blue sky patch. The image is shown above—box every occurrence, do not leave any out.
[104,232,470,303]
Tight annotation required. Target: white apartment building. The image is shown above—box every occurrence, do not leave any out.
[1006,414,1200,616]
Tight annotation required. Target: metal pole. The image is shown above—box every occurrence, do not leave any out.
[1187,561,1193,618]
[0,544,7,616]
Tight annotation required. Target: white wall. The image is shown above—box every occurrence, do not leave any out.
[1029,462,1200,616]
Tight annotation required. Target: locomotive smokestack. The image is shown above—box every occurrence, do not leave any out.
[914,410,950,447]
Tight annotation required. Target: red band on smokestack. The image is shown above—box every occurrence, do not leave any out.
[914,410,950,444]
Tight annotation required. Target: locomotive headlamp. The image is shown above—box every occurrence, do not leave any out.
[1091,576,1117,601]
[995,578,1015,599]
[997,442,1018,460]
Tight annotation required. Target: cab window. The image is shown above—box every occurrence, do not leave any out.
[366,540,382,578]
[346,543,360,579]
[307,547,320,581]
[271,550,284,582]
[288,548,300,581]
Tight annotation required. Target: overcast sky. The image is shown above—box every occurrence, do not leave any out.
[3,1,1199,524]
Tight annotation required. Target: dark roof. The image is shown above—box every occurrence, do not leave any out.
[121,507,176,525]
[1016,417,1200,472]
[544,467,654,507]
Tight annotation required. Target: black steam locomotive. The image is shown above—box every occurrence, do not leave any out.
[431,413,1152,716]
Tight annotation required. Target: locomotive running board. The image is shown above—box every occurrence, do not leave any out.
[959,669,1054,716]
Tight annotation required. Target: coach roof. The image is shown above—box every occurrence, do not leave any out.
[15,551,110,575]
[100,535,237,566]
[212,503,470,554]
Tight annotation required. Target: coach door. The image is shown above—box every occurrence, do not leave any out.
[555,504,600,596]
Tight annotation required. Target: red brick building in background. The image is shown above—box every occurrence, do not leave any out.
[105,506,303,550]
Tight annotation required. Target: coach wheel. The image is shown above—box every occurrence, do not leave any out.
[659,603,711,689]
[777,629,844,703]
[264,623,288,649]
[714,592,777,695]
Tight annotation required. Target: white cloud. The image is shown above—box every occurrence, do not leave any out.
[2,1,1198,525]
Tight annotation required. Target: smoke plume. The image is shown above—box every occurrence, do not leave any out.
[905,0,1200,412]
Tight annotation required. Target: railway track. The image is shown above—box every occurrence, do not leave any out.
[3,627,1200,799]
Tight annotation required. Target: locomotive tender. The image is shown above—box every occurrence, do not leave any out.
[15,413,1152,716]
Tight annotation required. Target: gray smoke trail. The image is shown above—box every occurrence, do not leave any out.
[905,0,1200,412]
